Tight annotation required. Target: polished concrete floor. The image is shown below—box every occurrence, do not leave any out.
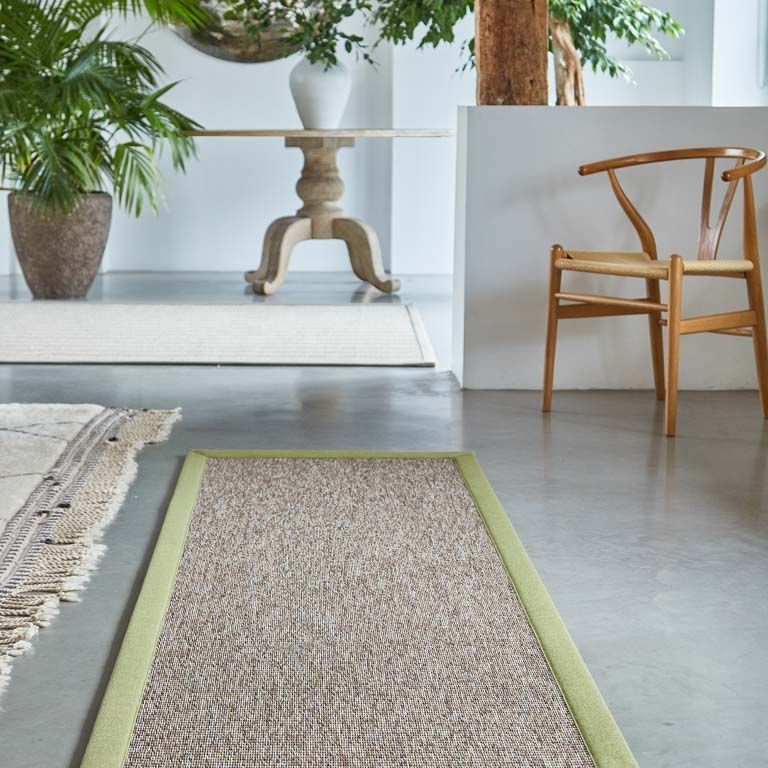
[0,273,766,768]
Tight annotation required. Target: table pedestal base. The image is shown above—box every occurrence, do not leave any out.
[245,215,400,296]
[244,137,401,296]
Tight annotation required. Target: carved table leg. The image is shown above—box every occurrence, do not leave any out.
[333,217,401,294]
[244,136,401,295]
[244,218,288,283]
[245,216,312,296]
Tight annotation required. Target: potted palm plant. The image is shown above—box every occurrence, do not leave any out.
[0,0,205,299]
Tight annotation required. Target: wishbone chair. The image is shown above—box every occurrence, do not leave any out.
[542,147,768,436]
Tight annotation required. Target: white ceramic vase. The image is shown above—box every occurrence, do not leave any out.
[289,57,351,130]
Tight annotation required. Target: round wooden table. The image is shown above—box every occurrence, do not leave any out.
[188,129,454,295]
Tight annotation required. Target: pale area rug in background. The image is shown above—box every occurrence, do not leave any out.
[0,404,178,694]
[0,303,436,366]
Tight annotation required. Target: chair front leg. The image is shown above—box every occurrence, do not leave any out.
[665,255,684,436]
[645,277,666,401]
[746,262,768,417]
[542,245,564,411]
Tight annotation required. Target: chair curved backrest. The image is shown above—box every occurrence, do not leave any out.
[577,147,766,262]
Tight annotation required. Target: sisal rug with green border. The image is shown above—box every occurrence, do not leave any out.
[81,451,637,768]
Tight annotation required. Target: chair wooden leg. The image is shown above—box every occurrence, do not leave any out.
[542,245,563,412]
[665,255,683,436]
[746,265,768,417]
[646,278,666,401]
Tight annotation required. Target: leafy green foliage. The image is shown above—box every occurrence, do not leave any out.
[373,0,472,50]
[0,0,203,216]
[373,0,683,81]
[549,0,683,81]
[221,0,374,70]
[65,0,209,27]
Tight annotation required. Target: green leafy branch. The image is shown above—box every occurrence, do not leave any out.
[373,0,683,87]
[0,0,203,216]
[222,0,375,70]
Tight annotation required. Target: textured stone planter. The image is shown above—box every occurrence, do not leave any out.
[9,192,112,299]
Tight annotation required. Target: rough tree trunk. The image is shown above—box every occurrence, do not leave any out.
[475,0,549,105]
[550,17,585,105]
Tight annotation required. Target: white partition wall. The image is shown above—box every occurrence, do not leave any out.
[453,106,768,390]
[0,1,721,278]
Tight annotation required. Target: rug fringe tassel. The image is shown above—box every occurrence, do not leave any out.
[0,408,180,696]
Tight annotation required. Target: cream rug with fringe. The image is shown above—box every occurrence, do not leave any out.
[0,404,178,694]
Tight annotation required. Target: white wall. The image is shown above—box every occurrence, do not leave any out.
[104,14,394,274]
[682,0,715,105]
[0,13,462,277]
[454,106,768,390]
[712,0,768,106]
[0,1,753,277]
[390,16,476,275]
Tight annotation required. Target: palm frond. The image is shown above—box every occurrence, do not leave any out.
[63,0,208,28]
[112,141,160,216]
[0,0,202,216]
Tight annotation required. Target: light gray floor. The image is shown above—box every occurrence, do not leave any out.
[0,273,766,768]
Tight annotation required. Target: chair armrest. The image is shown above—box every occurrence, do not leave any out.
[579,147,766,179]
[721,152,766,181]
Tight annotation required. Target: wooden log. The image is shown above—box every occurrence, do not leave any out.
[475,0,549,105]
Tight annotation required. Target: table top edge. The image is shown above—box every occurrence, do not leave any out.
[186,128,455,138]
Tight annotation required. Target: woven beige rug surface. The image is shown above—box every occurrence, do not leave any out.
[0,303,436,366]
[121,457,595,767]
[0,404,178,693]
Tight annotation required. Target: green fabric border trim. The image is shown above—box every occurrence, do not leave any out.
[80,450,636,768]
[452,454,637,768]
[79,451,207,768]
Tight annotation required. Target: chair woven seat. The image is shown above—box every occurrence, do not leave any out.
[556,250,753,280]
